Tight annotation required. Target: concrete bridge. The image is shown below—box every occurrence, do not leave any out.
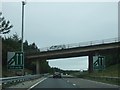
[26,37,120,74]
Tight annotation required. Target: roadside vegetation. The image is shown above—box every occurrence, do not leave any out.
[0,12,13,34]
[72,63,120,85]
[89,64,120,77]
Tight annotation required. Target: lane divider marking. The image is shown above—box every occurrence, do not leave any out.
[67,80,69,82]
[27,77,47,90]
[73,83,76,86]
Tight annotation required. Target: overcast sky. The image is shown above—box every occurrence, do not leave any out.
[2,0,118,70]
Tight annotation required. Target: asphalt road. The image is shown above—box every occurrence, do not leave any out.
[29,76,119,89]
[30,77,77,89]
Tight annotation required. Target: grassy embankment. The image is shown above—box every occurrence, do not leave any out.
[89,64,120,77]
[72,64,120,85]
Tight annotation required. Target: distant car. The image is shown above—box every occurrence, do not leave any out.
[53,72,62,78]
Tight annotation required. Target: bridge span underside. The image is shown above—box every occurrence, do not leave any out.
[27,42,120,74]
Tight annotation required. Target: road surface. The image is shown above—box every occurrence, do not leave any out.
[29,76,119,89]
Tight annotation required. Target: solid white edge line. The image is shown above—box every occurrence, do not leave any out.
[27,77,47,90]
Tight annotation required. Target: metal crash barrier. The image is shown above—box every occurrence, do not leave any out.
[0,74,44,86]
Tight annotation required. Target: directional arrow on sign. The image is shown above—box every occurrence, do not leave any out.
[7,52,24,70]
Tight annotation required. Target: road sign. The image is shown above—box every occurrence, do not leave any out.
[7,52,24,69]
[93,55,105,70]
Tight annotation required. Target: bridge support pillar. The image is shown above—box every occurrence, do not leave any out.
[36,60,40,74]
[88,54,93,73]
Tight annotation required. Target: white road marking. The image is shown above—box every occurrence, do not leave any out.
[73,84,76,86]
[67,80,69,82]
[27,78,47,90]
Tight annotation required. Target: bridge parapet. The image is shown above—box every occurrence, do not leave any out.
[40,37,119,52]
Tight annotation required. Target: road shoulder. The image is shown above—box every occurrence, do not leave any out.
[7,77,47,89]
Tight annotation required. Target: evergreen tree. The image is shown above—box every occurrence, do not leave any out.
[0,12,13,34]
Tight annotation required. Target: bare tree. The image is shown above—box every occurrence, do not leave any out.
[0,12,13,34]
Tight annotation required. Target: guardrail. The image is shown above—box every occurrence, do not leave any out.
[0,74,43,86]
[40,37,119,52]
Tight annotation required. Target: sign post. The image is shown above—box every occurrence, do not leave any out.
[7,52,24,70]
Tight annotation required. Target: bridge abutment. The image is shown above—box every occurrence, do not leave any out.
[88,54,93,73]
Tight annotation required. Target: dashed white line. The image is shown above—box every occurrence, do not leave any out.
[73,84,76,86]
[27,78,47,90]
[67,80,69,82]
